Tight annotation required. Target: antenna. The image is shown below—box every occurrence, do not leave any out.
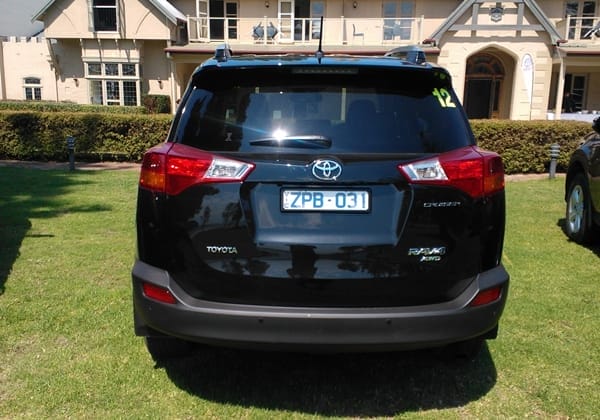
[315,16,324,63]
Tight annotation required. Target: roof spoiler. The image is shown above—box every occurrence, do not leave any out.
[384,45,427,65]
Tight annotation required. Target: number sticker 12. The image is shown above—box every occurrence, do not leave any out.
[432,88,456,108]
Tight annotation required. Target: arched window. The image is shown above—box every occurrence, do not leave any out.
[466,54,505,79]
[24,77,42,101]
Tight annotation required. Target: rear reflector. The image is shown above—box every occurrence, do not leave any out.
[398,146,504,198]
[469,286,502,307]
[142,282,177,305]
[139,143,255,195]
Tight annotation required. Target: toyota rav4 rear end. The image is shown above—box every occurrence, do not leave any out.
[132,47,509,360]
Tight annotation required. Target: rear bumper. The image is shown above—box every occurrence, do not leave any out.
[132,261,509,351]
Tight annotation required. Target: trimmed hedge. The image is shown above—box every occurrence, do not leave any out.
[471,119,592,174]
[0,110,595,173]
[0,100,147,114]
[0,111,171,162]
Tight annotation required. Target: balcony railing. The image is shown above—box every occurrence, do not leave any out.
[558,16,600,41]
[187,16,424,46]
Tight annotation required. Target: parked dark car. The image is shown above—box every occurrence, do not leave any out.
[565,117,600,244]
[132,45,509,360]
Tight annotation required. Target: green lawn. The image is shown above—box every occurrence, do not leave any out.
[1,167,598,418]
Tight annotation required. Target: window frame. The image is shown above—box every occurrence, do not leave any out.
[23,77,42,101]
[310,1,325,40]
[85,62,140,106]
[383,0,415,41]
[565,0,597,39]
[565,73,588,112]
[91,0,118,32]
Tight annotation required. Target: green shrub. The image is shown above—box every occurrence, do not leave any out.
[142,95,171,114]
[471,120,592,174]
[0,100,146,114]
[0,111,171,161]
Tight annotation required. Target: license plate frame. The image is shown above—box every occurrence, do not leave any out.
[281,189,371,212]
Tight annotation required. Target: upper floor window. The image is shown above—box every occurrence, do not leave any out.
[311,1,325,40]
[92,0,118,32]
[383,1,415,41]
[566,1,597,39]
[24,77,42,101]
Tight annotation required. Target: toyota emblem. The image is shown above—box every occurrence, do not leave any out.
[311,159,342,181]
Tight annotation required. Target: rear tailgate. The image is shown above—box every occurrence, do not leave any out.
[157,151,493,307]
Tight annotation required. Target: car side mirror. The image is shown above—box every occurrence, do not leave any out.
[593,117,600,134]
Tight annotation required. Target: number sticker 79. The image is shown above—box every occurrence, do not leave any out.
[432,88,456,108]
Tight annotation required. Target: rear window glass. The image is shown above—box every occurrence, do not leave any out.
[172,66,474,153]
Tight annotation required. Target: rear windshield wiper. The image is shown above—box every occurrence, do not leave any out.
[249,135,331,149]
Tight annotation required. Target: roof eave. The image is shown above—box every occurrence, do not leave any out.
[32,0,186,26]
[148,0,187,25]
[32,0,56,23]
[428,0,565,46]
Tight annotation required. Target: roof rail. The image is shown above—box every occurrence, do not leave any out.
[214,43,233,62]
[384,45,426,65]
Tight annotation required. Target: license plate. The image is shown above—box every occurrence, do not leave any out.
[281,189,370,212]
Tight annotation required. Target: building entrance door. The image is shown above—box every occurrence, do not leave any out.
[464,53,505,119]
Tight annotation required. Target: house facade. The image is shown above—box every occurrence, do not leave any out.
[0,0,599,120]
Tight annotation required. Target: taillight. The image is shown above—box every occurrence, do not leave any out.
[398,146,504,198]
[139,144,170,192]
[469,286,502,307]
[142,282,177,305]
[139,143,255,195]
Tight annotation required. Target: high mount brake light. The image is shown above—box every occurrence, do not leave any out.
[398,146,504,198]
[139,143,255,195]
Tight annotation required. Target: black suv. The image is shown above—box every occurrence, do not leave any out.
[132,45,509,360]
